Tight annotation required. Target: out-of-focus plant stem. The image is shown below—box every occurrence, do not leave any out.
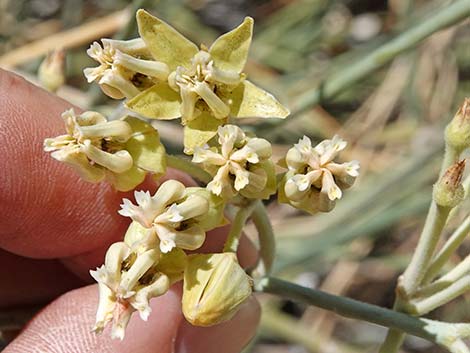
[257,277,470,353]
[263,0,470,137]
[251,200,275,277]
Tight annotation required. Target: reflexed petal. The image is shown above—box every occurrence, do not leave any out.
[126,82,182,120]
[105,164,146,192]
[222,80,289,119]
[123,116,166,174]
[114,51,169,80]
[184,111,224,154]
[136,10,198,71]
[51,148,106,183]
[209,17,253,72]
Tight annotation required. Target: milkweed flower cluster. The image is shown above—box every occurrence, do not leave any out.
[193,125,276,200]
[279,135,360,214]
[42,9,359,341]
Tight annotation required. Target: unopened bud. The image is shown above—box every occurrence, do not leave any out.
[38,49,66,92]
[182,253,252,326]
[433,160,466,208]
[445,98,470,152]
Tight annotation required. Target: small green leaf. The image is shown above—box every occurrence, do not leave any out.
[136,10,198,71]
[183,111,225,154]
[123,116,167,175]
[126,82,181,120]
[209,17,253,72]
[106,165,146,192]
[222,80,290,119]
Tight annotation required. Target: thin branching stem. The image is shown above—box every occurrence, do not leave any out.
[251,200,276,277]
[255,276,470,352]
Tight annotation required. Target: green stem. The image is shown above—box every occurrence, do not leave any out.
[379,146,460,351]
[251,200,276,277]
[423,215,470,284]
[255,276,470,351]
[223,201,256,253]
[400,203,450,294]
[411,275,470,315]
[166,154,211,184]
[268,0,470,130]
[417,255,470,298]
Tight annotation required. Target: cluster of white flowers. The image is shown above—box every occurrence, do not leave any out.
[44,109,134,181]
[281,135,360,213]
[84,38,169,99]
[118,180,210,253]
[193,125,274,199]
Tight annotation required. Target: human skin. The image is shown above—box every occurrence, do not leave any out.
[0,69,260,353]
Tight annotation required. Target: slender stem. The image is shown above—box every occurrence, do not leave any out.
[423,215,470,284]
[411,275,470,315]
[379,145,460,352]
[166,154,212,184]
[379,329,406,353]
[255,276,470,351]
[419,254,470,298]
[251,200,276,277]
[223,201,256,253]
[400,203,450,294]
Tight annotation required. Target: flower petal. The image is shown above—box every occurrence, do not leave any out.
[105,164,146,192]
[209,17,253,73]
[183,111,225,154]
[123,116,166,175]
[222,80,290,119]
[136,9,198,71]
[126,82,182,120]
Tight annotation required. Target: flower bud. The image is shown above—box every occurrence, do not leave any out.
[182,253,252,326]
[38,49,65,92]
[445,98,470,152]
[433,160,466,208]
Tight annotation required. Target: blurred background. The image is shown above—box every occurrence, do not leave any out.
[1,0,470,352]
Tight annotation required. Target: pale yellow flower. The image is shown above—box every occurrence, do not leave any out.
[91,221,188,339]
[84,38,169,99]
[118,180,221,253]
[44,109,166,191]
[192,125,276,200]
[125,10,289,152]
[280,135,359,213]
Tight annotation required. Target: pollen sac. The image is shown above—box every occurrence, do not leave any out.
[279,135,360,214]
[44,109,166,191]
[182,253,252,327]
[84,38,169,99]
[192,124,276,200]
[118,180,225,254]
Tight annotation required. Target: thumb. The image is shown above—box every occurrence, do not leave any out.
[4,285,183,353]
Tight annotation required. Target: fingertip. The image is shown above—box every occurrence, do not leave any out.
[4,284,183,353]
[175,295,260,353]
